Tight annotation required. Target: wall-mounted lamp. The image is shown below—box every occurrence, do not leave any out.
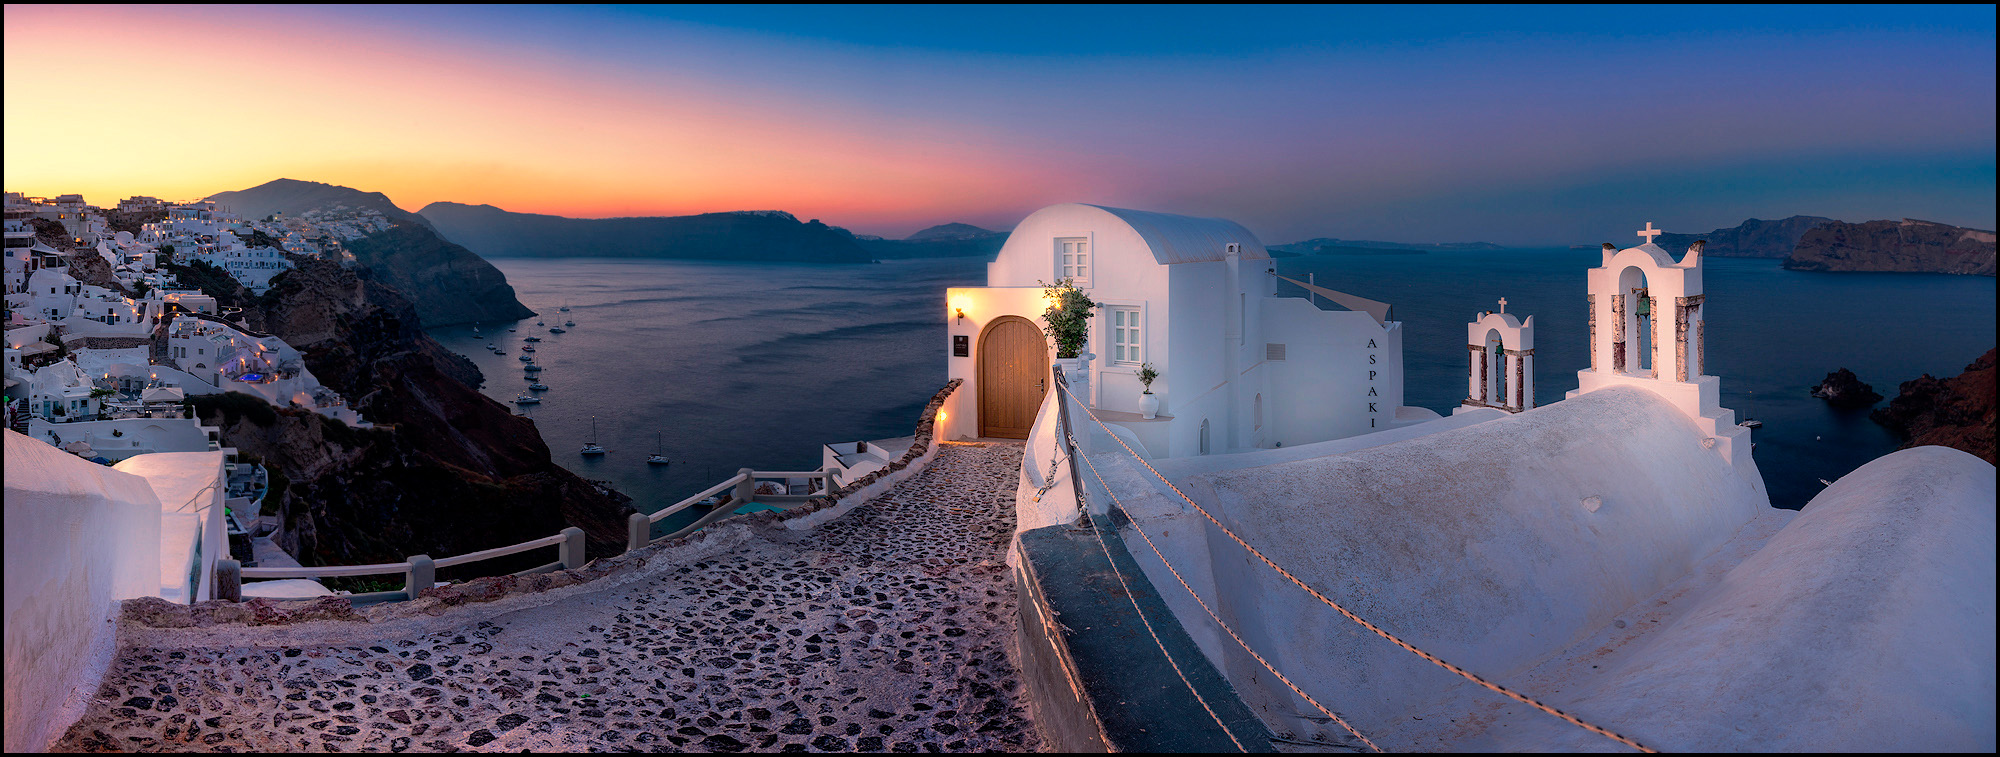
[955,308,966,325]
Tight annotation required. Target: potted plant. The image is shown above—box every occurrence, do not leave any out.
[1040,278,1098,402]
[1137,362,1160,419]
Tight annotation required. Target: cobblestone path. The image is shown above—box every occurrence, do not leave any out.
[58,442,1039,753]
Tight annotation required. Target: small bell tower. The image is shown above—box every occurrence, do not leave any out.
[1463,299,1534,413]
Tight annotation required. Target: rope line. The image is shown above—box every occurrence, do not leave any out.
[1054,380,1656,753]
[1073,441,1373,752]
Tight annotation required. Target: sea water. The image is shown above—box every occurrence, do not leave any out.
[428,253,1993,513]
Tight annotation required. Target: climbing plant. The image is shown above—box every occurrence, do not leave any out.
[1039,278,1098,359]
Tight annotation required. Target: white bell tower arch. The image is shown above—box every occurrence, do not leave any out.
[1463,299,1534,412]
[1569,223,1754,472]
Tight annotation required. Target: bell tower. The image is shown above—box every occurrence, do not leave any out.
[1569,223,1753,472]
[1463,299,1534,413]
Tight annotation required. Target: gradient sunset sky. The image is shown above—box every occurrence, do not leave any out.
[5,4,1993,245]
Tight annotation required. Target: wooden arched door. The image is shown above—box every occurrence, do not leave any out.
[978,315,1048,439]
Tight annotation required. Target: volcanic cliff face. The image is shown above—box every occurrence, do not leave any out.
[190,257,632,568]
[1653,215,1836,258]
[1785,219,1997,276]
[1872,349,1998,464]
[208,179,536,326]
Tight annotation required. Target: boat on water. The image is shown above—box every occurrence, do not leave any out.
[528,381,549,391]
[647,432,669,465]
[524,336,542,342]
[559,304,570,312]
[550,327,566,334]
[513,394,541,405]
[493,348,506,355]
[581,416,606,455]
[507,328,517,333]
[521,345,536,353]
[565,320,575,327]
[1737,390,1762,428]
[523,364,543,373]
[519,355,534,362]
[537,320,545,326]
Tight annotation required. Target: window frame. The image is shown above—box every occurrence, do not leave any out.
[1053,235,1092,287]
[1105,303,1145,366]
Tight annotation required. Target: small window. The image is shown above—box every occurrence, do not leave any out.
[1056,237,1090,285]
[1199,420,1211,455]
[1109,306,1142,364]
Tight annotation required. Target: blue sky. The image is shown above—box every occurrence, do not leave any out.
[9,4,1993,244]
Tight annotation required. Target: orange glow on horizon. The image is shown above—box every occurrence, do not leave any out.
[2,6,1069,234]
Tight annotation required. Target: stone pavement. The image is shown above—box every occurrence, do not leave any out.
[58,441,1040,753]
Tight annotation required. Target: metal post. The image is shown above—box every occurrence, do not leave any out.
[627,512,651,553]
[215,558,242,602]
[559,527,586,570]
[735,468,756,507]
[1053,365,1093,517]
[406,555,434,598]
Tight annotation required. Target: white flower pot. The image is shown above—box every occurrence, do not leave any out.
[1138,392,1159,419]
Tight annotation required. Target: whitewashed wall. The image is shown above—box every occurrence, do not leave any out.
[1146,387,1770,740]
[4,430,164,753]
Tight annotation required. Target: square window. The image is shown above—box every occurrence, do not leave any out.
[1056,238,1089,285]
[1109,306,1141,365]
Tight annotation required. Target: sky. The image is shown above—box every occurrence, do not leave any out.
[4,4,1994,246]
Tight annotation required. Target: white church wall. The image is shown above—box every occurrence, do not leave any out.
[4,430,164,753]
[1260,296,1406,448]
[1155,387,1769,739]
[1524,445,1995,752]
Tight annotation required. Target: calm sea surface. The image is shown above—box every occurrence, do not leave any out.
[429,253,1993,513]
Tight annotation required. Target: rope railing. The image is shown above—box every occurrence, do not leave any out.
[1051,366,1249,753]
[1051,374,1655,753]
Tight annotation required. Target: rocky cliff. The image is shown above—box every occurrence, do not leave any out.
[1871,349,1997,464]
[188,256,633,569]
[1785,219,1996,275]
[1654,215,1836,258]
[1811,368,1882,409]
[419,202,872,263]
[208,179,534,325]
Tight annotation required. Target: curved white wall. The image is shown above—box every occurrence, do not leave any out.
[1153,387,1769,736]
[1526,445,1996,752]
[4,430,164,752]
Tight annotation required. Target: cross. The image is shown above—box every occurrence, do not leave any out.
[1497,297,1507,313]
[1637,222,1663,244]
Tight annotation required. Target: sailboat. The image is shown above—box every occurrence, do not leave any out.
[1738,390,1763,428]
[647,433,669,465]
[559,303,570,312]
[581,416,606,455]
[565,319,575,327]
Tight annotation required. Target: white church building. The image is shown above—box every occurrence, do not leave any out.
[937,203,1435,458]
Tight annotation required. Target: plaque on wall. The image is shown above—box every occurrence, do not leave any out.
[952,335,969,357]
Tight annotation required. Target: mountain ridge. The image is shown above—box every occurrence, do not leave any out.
[418,201,872,263]
[206,179,532,325]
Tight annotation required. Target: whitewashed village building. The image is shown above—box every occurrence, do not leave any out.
[939,203,1431,458]
[950,207,1992,752]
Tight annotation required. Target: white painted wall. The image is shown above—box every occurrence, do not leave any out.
[4,430,163,753]
[1523,445,1996,752]
[1130,387,1771,739]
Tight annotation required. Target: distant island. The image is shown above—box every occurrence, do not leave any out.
[850,222,1009,259]
[1653,216,1837,258]
[208,179,533,325]
[1785,219,1996,276]
[419,202,873,264]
